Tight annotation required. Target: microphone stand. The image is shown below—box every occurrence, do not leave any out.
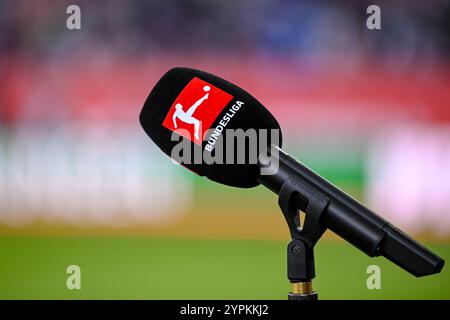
[277,175,329,300]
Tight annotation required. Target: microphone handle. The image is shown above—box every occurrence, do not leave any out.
[257,146,444,277]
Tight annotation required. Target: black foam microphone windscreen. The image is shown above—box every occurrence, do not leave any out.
[139,67,282,188]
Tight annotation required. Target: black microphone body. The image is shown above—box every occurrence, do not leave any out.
[258,147,444,277]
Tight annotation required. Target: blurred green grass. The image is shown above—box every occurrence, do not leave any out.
[0,236,448,299]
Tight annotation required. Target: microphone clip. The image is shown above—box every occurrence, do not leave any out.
[278,175,329,300]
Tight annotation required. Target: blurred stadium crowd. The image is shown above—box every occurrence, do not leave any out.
[0,1,449,237]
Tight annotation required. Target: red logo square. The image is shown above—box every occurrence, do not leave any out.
[162,77,233,144]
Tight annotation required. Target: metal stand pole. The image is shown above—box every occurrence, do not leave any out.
[287,239,318,300]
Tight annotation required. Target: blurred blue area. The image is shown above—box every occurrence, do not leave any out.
[0,0,448,59]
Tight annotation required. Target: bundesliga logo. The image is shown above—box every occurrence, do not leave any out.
[162,77,233,145]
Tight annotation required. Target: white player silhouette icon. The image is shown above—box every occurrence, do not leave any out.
[172,85,210,140]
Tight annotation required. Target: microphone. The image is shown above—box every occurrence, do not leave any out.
[140,67,444,277]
